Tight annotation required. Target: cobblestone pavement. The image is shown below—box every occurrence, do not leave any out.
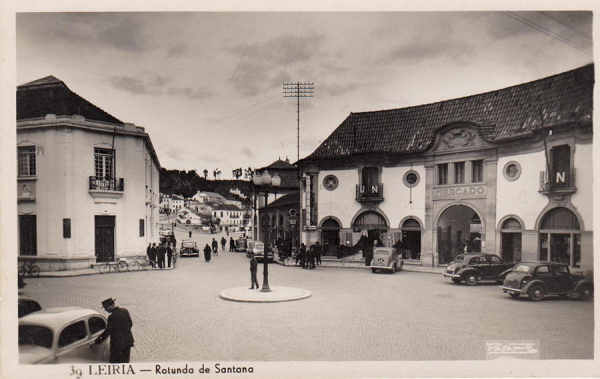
[20,230,593,361]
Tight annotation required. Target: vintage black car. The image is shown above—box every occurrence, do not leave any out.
[179,239,199,257]
[501,262,593,301]
[443,253,514,285]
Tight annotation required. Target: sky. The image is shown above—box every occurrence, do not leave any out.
[16,11,593,178]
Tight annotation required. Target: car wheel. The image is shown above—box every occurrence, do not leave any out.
[371,268,377,273]
[465,274,478,286]
[528,285,545,301]
[577,285,593,300]
[509,293,520,299]
[451,278,461,284]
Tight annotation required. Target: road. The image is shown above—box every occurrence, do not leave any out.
[20,228,593,361]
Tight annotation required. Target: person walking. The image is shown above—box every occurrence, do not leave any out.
[203,244,212,262]
[249,253,259,289]
[229,237,236,252]
[189,230,192,238]
[150,243,157,268]
[166,243,173,268]
[146,243,152,265]
[298,243,306,267]
[95,298,134,363]
[314,241,322,266]
[211,238,218,256]
[221,236,227,252]
[308,245,316,269]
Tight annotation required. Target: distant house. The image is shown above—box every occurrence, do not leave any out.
[17,75,161,271]
[212,204,245,227]
[193,191,226,205]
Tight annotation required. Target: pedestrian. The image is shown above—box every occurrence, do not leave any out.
[314,241,322,266]
[158,243,166,269]
[189,230,192,238]
[203,244,212,262]
[95,298,134,363]
[146,243,152,265]
[297,243,306,267]
[221,236,227,252]
[211,238,218,256]
[309,245,316,269]
[150,243,157,268]
[249,253,259,289]
[226,226,229,236]
[166,243,173,268]
[229,237,236,252]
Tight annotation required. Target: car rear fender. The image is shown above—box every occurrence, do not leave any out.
[521,279,545,293]
[574,280,593,292]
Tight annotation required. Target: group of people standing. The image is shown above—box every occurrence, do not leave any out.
[295,241,322,269]
[145,242,176,269]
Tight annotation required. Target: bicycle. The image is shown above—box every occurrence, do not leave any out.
[19,261,40,278]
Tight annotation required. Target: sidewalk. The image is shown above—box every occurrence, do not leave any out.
[36,265,176,278]
[275,257,444,274]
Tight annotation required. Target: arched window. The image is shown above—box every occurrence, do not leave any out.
[539,207,581,267]
[353,211,388,230]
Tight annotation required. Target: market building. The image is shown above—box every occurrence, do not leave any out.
[17,76,161,271]
[297,64,593,270]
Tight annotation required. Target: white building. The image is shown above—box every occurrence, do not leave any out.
[192,191,225,205]
[212,204,245,227]
[17,76,161,271]
[171,194,184,210]
[298,65,594,271]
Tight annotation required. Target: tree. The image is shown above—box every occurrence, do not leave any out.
[232,168,243,179]
[244,167,254,179]
[213,168,222,180]
[203,169,208,180]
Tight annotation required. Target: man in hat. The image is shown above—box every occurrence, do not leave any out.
[96,298,134,363]
[249,253,259,289]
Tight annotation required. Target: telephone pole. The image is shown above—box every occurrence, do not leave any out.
[283,82,314,162]
[283,81,314,254]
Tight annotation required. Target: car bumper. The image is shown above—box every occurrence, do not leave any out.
[501,286,522,294]
[443,273,461,279]
[369,265,394,271]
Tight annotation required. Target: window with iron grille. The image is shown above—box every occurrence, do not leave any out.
[18,146,36,177]
[94,148,114,179]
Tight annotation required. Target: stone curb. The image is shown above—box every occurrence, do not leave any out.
[34,267,177,278]
[219,286,312,303]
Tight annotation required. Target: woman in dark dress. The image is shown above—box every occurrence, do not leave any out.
[204,244,212,262]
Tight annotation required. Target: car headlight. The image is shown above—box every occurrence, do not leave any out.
[521,279,528,286]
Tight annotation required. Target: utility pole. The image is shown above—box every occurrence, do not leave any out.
[283,81,314,252]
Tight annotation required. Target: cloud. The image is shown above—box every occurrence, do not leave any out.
[227,33,325,97]
[241,147,254,159]
[109,75,158,95]
[323,82,358,96]
[381,40,473,65]
[167,87,213,100]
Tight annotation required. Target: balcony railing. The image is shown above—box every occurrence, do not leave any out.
[89,176,125,192]
[539,169,576,195]
[356,183,384,203]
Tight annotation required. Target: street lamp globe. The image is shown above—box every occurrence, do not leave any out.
[271,174,281,187]
[262,170,272,185]
[252,173,263,186]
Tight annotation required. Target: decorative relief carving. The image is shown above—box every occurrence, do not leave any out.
[441,128,477,149]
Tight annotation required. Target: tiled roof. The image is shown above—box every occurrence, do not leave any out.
[263,192,300,210]
[17,75,124,124]
[303,64,593,161]
[261,159,296,170]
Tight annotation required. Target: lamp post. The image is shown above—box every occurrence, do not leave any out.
[252,170,281,292]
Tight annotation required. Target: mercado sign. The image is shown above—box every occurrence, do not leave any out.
[432,184,487,201]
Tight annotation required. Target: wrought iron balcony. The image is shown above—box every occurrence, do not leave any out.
[539,169,576,196]
[356,183,384,203]
[89,176,125,192]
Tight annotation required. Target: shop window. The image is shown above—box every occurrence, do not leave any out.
[472,160,484,183]
[437,163,448,185]
[454,162,465,184]
[538,207,581,267]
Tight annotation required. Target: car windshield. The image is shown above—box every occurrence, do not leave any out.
[19,325,53,348]
[453,255,464,263]
[513,264,531,273]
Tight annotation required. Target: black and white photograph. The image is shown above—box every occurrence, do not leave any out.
[2,2,599,378]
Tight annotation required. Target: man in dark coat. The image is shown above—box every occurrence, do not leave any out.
[166,244,173,268]
[211,238,218,256]
[308,245,316,269]
[249,253,259,289]
[314,241,322,266]
[146,243,152,265]
[157,244,165,269]
[298,243,306,267]
[229,237,236,252]
[221,236,227,251]
[150,243,157,268]
[203,244,212,262]
[96,298,134,363]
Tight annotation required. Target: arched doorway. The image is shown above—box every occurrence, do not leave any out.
[401,218,421,260]
[500,217,522,263]
[352,210,389,255]
[437,205,482,264]
[321,218,340,256]
[538,207,581,267]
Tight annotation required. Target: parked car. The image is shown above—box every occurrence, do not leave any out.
[19,307,109,364]
[369,247,403,273]
[19,296,42,318]
[179,239,199,257]
[443,253,514,285]
[236,237,248,252]
[501,262,593,301]
[247,240,273,262]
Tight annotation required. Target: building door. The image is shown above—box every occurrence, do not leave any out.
[500,217,522,263]
[95,216,115,262]
[352,211,388,256]
[19,215,37,256]
[437,205,482,264]
[401,219,421,260]
[321,218,340,256]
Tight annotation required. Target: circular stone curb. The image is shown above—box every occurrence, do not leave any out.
[219,286,312,303]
